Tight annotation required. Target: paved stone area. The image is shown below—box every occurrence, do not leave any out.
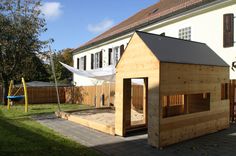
[34,114,236,156]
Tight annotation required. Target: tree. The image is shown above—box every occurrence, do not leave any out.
[0,0,48,104]
[47,48,73,84]
[16,53,50,82]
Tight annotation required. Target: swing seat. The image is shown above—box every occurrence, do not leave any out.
[7,95,24,102]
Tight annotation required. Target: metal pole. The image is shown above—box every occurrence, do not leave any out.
[101,81,104,106]
[108,82,111,107]
[95,82,97,107]
[49,46,61,112]
[22,78,28,113]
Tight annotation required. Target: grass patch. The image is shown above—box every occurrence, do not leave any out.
[0,104,101,156]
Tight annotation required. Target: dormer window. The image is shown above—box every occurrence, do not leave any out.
[150,8,159,15]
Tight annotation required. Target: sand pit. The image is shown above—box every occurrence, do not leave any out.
[71,108,115,126]
[70,108,144,127]
[58,108,145,135]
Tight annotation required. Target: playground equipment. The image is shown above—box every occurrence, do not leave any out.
[7,78,28,112]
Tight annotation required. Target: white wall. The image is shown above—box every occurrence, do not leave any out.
[148,4,236,79]
[73,38,130,86]
[73,2,236,86]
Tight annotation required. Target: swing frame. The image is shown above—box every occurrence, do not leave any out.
[7,78,28,112]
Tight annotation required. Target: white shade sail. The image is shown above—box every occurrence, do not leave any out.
[59,62,116,82]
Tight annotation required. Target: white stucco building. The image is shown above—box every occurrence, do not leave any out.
[72,0,236,86]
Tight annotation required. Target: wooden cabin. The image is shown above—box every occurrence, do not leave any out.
[115,31,230,148]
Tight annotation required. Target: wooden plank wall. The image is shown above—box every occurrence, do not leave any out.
[115,33,160,147]
[159,63,230,147]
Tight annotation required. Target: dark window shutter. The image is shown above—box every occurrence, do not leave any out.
[223,14,234,48]
[120,45,124,57]
[77,58,80,69]
[99,51,103,68]
[108,48,112,65]
[84,56,86,70]
[91,54,94,69]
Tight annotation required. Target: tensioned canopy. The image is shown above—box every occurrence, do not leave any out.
[60,62,116,82]
[60,62,144,85]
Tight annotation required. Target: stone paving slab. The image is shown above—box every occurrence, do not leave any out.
[33,114,236,156]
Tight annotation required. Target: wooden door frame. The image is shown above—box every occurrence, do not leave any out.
[123,77,148,135]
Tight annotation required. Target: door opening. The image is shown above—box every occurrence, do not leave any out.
[123,78,148,135]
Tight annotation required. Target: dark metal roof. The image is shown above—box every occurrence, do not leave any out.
[136,31,229,67]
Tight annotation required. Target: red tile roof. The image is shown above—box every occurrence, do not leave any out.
[74,0,216,52]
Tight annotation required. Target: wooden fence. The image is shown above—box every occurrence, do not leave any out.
[0,84,144,109]
[65,84,144,110]
[65,84,115,107]
[0,86,65,104]
[26,87,65,104]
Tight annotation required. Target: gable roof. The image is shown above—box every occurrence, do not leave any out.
[74,0,218,52]
[136,31,228,67]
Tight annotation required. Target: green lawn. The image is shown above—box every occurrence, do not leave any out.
[0,104,101,156]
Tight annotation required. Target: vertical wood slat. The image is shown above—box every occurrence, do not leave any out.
[123,79,131,129]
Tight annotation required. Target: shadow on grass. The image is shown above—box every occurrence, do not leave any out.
[0,110,100,156]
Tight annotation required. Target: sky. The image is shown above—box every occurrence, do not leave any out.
[40,0,159,51]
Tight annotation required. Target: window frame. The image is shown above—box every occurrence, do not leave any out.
[162,93,210,118]
[179,26,191,40]
[79,56,86,70]
[94,52,100,69]
[113,46,120,65]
